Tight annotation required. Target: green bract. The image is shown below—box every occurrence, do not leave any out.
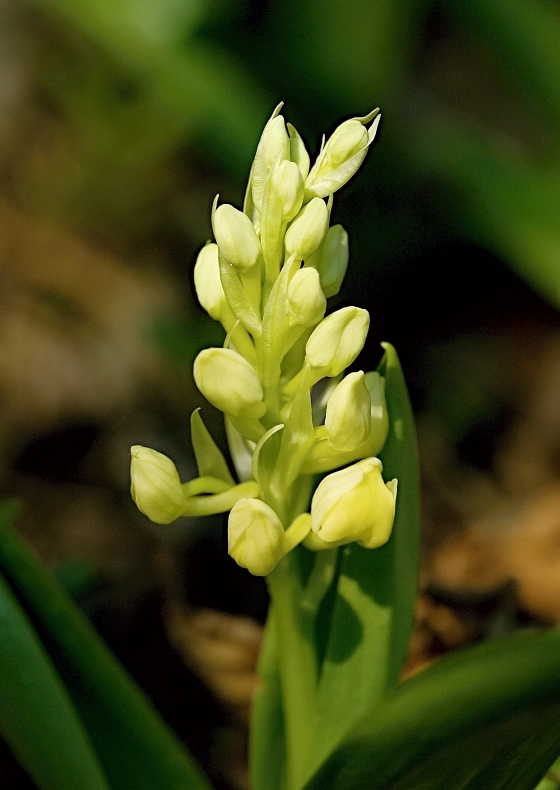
[130,104,391,576]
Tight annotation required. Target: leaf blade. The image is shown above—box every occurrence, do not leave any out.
[305,627,560,790]
[303,342,419,781]
[0,571,110,790]
[0,503,212,790]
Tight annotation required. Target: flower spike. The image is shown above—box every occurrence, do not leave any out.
[131,103,395,575]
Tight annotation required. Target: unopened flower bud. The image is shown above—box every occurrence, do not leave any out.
[228,498,285,575]
[311,457,397,548]
[306,306,370,378]
[193,347,266,419]
[264,115,290,170]
[252,109,291,212]
[364,371,389,455]
[276,160,304,222]
[284,198,329,259]
[194,243,227,321]
[305,110,380,199]
[130,446,186,525]
[213,204,261,272]
[287,267,326,328]
[325,371,371,451]
[323,120,368,168]
[317,225,349,298]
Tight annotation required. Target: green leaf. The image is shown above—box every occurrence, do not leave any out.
[536,756,560,790]
[190,408,234,485]
[302,342,419,783]
[377,342,420,685]
[0,503,212,790]
[0,571,109,790]
[305,627,560,790]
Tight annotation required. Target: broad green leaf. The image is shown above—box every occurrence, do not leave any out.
[190,408,234,485]
[305,627,560,790]
[536,756,560,790]
[0,571,109,790]
[302,342,419,783]
[0,503,212,790]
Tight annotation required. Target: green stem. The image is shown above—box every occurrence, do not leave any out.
[222,314,258,365]
[267,557,317,790]
[283,513,311,553]
[300,548,338,617]
[229,415,266,443]
[262,384,281,428]
[241,264,262,318]
[181,476,231,497]
[181,480,259,516]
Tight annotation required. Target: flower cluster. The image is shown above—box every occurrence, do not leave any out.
[130,104,397,575]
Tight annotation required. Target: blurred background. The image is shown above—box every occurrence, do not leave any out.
[1,0,560,787]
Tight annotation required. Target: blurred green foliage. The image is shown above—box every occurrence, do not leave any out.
[30,0,560,310]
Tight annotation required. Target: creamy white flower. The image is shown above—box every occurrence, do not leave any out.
[311,457,397,548]
[228,498,285,575]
